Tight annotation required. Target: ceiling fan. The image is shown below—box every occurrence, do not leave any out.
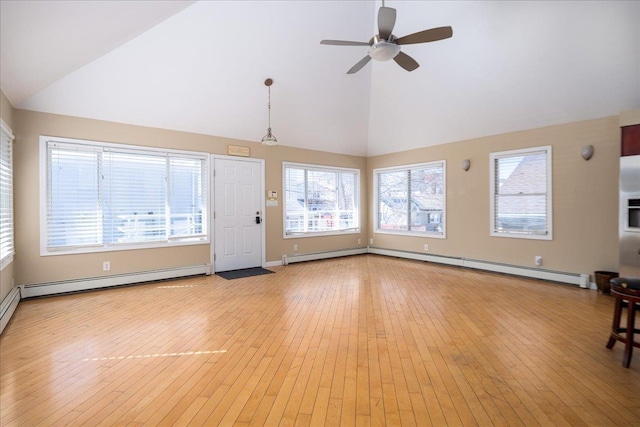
[320,1,453,74]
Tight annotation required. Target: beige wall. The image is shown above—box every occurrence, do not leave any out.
[10,107,623,287]
[1,91,15,302]
[1,91,13,130]
[367,116,621,278]
[619,108,640,127]
[13,109,367,285]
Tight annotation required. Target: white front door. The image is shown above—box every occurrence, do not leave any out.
[213,157,263,272]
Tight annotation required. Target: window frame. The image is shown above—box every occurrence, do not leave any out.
[373,160,447,239]
[282,161,360,239]
[39,135,210,256]
[0,119,15,270]
[489,145,553,240]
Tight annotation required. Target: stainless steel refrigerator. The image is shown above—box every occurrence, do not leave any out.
[620,154,640,276]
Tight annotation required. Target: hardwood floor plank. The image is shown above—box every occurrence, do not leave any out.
[308,386,330,426]
[171,395,208,426]
[340,376,357,426]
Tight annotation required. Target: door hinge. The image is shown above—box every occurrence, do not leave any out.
[214,254,216,261]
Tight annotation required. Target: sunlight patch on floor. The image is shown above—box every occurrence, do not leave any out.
[156,284,200,289]
[82,349,226,362]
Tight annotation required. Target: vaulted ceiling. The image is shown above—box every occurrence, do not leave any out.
[1,1,638,156]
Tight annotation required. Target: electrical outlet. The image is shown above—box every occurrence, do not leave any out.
[293,244,298,251]
[103,261,111,271]
[358,238,361,245]
[535,256,542,266]
[424,244,429,251]
[369,238,374,245]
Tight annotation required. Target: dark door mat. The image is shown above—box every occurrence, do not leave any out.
[216,267,274,280]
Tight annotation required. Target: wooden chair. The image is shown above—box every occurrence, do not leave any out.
[606,277,640,368]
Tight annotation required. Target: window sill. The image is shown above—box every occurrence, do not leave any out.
[490,232,552,241]
[40,238,210,256]
[284,229,360,239]
[375,230,446,239]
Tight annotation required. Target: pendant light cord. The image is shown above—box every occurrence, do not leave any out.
[261,78,277,145]
[267,86,272,132]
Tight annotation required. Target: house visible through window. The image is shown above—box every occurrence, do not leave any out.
[374,161,446,237]
[490,146,552,239]
[40,136,208,255]
[0,120,14,269]
[283,162,359,236]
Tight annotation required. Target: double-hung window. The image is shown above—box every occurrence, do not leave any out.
[490,146,552,239]
[0,120,14,269]
[374,161,446,237]
[283,162,359,237]
[40,136,209,255]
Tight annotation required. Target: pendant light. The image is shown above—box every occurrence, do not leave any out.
[261,78,278,145]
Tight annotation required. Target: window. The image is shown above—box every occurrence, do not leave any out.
[374,161,446,237]
[0,120,14,269]
[40,136,208,255]
[490,146,552,239]
[283,162,359,236]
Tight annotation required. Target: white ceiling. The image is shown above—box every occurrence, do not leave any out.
[1,1,639,156]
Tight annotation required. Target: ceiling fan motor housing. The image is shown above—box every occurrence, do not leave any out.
[369,40,401,62]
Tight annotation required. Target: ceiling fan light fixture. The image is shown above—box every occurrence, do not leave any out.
[261,78,278,146]
[369,41,401,61]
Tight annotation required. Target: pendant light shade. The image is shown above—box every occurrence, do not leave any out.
[261,78,278,146]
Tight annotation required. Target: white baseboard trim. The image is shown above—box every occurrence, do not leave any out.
[462,259,589,287]
[368,247,590,288]
[264,260,283,268]
[19,263,211,299]
[369,247,464,267]
[283,248,368,265]
[0,287,21,334]
[14,246,593,300]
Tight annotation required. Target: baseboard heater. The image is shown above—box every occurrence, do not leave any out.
[281,248,368,265]
[19,263,211,299]
[0,287,21,334]
[368,247,590,288]
[279,247,588,288]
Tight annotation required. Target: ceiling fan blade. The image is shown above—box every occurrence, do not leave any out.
[393,51,419,72]
[378,7,396,40]
[347,55,372,74]
[321,40,370,46]
[396,26,453,45]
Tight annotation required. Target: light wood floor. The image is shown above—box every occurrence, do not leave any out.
[1,255,639,426]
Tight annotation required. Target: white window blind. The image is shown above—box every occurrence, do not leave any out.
[490,146,552,239]
[47,143,101,249]
[0,122,14,268]
[169,156,205,238]
[103,149,167,244]
[374,161,446,236]
[283,163,359,236]
[42,137,208,254]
